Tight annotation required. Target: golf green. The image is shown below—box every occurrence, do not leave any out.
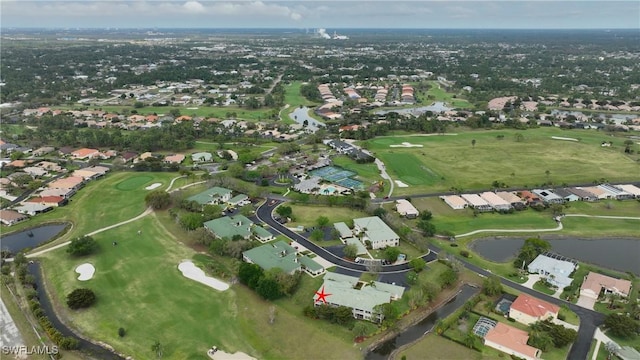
[115,175,154,191]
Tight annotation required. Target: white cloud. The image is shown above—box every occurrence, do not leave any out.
[183,1,206,13]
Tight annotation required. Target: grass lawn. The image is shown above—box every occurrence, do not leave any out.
[533,280,556,295]
[286,204,369,228]
[4,171,180,241]
[424,81,473,109]
[410,197,557,236]
[399,333,502,360]
[558,306,580,326]
[37,213,361,360]
[560,216,640,237]
[564,200,640,217]
[365,128,640,194]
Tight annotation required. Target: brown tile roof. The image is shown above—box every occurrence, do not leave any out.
[485,322,540,359]
[511,294,559,318]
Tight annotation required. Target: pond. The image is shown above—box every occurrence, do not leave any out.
[0,224,69,254]
[289,106,325,132]
[471,237,640,275]
[375,102,453,116]
[366,284,479,360]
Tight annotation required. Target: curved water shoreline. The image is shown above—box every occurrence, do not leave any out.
[470,235,640,275]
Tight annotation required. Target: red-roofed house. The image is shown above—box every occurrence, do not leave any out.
[25,196,67,207]
[145,114,158,122]
[484,322,541,360]
[175,115,192,122]
[71,148,100,160]
[509,294,559,325]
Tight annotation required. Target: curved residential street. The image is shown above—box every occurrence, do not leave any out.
[257,198,609,360]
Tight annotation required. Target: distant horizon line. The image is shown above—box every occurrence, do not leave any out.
[2,27,637,31]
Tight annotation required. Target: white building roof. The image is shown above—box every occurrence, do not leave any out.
[527,253,577,289]
[615,184,640,196]
[395,199,419,216]
[479,192,511,208]
[461,194,490,207]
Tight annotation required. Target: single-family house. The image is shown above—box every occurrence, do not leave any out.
[191,152,213,163]
[48,177,85,196]
[479,192,512,211]
[164,154,185,164]
[509,293,559,325]
[25,195,67,207]
[597,184,633,200]
[32,146,55,156]
[242,241,302,275]
[614,184,640,198]
[440,195,468,210]
[484,322,541,360]
[73,169,101,180]
[566,187,598,202]
[0,210,28,226]
[84,166,110,178]
[527,253,577,289]
[37,161,63,172]
[552,188,581,202]
[313,272,404,322]
[71,148,100,160]
[14,203,53,216]
[532,189,564,204]
[580,186,610,200]
[580,272,632,299]
[298,256,325,276]
[461,194,493,212]
[353,216,400,249]
[22,166,48,178]
[519,190,543,206]
[395,199,419,218]
[39,188,75,199]
[187,187,232,205]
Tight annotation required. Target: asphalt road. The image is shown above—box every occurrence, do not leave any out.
[257,198,604,360]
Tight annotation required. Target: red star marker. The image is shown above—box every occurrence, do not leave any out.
[315,286,332,304]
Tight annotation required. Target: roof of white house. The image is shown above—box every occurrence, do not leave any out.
[479,192,511,207]
[353,216,399,243]
[527,253,577,288]
[315,273,404,312]
[395,199,419,215]
[496,191,524,204]
[532,189,563,201]
[461,193,490,207]
[615,184,640,196]
[440,195,468,208]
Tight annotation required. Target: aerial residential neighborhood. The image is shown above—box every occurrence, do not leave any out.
[0,3,639,360]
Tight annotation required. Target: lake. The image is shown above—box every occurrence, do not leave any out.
[289,106,325,132]
[0,224,69,254]
[471,237,640,275]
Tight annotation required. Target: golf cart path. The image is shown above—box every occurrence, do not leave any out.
[27,175,199,258]
[455,214,640,238]
[27,207,153,258]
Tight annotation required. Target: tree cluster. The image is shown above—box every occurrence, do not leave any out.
[513,237,551,269]
[604,313,639,338]
[67,235,99,257]
[237,263,301,300]
[303,304,354,326]
[528,319,577,350]
[66,288,97,309]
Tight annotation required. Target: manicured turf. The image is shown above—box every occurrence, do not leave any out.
[114,175,154,191]
[4,172,179,239]
[399,332,502,360]
[424,81,473,109]
[286,204,369,228]
[38,212,361,360]
[366,128,640,194]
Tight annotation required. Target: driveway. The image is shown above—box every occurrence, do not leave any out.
[577,295,597,310]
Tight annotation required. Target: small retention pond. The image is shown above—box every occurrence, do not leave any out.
[0,224,69,254]
[366,284,479,360]
[471,237,640,275]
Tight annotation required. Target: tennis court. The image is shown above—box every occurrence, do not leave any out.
[310,166,364,190]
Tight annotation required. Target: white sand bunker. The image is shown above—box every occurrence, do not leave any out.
[394,180,409,187]
[390,142,424,148]
[75,263,95,281]
[178,261,229,291]
[551,136,578,142]
[208,348,256,360]
[145,183,162,190]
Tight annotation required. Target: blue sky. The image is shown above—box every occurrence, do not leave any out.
[1,1,639,29]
